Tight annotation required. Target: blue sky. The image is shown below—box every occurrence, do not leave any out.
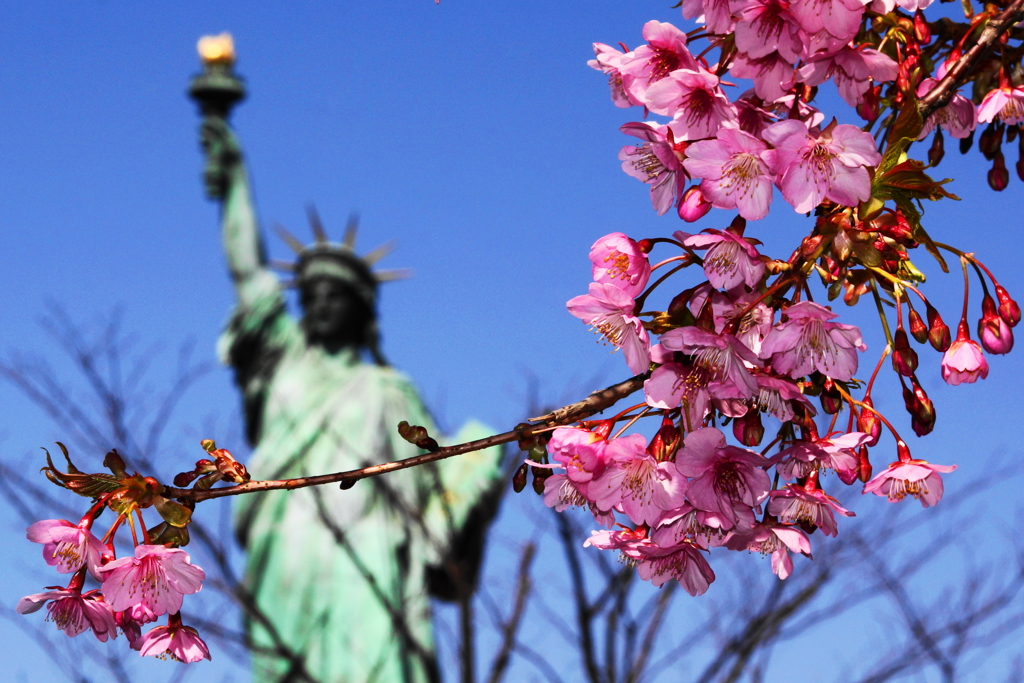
[2,1,1023,681]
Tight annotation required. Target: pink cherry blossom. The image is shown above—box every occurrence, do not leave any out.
[767,483,854,536]
[676,227,767,289]
[588,434,689,526]
[543,474,615,527]
[752,375,815,422]
[788,0,869,42]
[730,52,798,102]
[17,587,118,641]
[547,427,610,491]
[645,68,737,140]
[799,46,898,107]
[916,78,977,139]
[682,129,775,221]
[732,0,806,63]
[117,602,159,651]
[635,541,716,595]
[682,0,736,34]
[568,282,651,374]
[689,286,776,355]
[643,359,715,432]
[979,312,1014,355]
[863,459,957,507]
[588,43,636,108]
[940,333,989,385]
[759,301,866,381]
[138,613,211,663]
[977,85,1024,125]
[100,545,205,617]
[775,431,870,480]
[676,428,771,528]
[27,519,108,580]
[652,501,755,549]
[589,231,652,298]
[618,122,687,216]
[660,326,763,399]
[618,21,698,104]
[763,119,881,213]
[724,520,811,579]
[584,525,650,562]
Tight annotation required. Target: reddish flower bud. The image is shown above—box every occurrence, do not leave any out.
[820,379,843,415]
[637,239,654,254]
[988,151,1009,191]
[512,463,528,493]
[908,306,928,343]
[978,294,1015,354]
[858,396,882,447]
[891,328,919,376]
[926,303,951,352]
[928,129,945,167]
[913,10,931,43]
[904,375,935,436]
[531,465,550,495]
[979,123,1003,160]
[959,129,974,155]
[678,184,712,222]
[732,410,765,447]
[996,284,1021,327]
[857,84,881,124]
[648,416,681,461]
[857,445,873,483]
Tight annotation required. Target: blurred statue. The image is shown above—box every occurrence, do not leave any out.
[191,35,503,683]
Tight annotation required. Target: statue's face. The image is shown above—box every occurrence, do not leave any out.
[300,277,367,349]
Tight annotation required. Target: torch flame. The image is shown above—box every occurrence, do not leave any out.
[197,33,235,66]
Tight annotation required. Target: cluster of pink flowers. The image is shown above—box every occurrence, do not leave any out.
[18,459,211,663]
[589,6,1018,221]
[555,1,1024,594]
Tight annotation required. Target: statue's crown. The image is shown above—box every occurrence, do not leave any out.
[270,207,411,307]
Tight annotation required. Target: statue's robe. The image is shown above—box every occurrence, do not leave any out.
[223,270,499,683]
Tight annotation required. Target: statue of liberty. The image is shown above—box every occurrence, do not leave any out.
[190,35,503,683]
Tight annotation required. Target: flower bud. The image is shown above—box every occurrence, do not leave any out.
[857,396,882,447]
[913,10,931,43]
[959,129,974,155]
[732,410,765,447]
[512,463,528,493]
[820,379,843,415]
[637,239,654,254]
[678,184,712,222]
[928,128,945,167]
[857,445,873,483]
[926,303,951,352]
[978,294,1015,354]
[996,284,1021,327]
[857,84,881,124]
[903,375,935,436]
[531,465,550,495]
[891,328,919,376]
[908,306,928,343]
[988,151,1009,192]
[979,122,1002,160]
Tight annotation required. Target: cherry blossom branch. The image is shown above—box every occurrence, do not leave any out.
[919,0,1024,120]
[163,373,649,503]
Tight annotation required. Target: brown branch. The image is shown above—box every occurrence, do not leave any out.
[165,373,648,503]
[919,0,1024,120]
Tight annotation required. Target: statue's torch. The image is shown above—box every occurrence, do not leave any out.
[188,33,246,198]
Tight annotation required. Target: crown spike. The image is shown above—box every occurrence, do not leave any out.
[273,223,307,255]
[363,240,397,266]
[375,268,414,283]
[342,212,359,250]
[269,259,296,272]
[307,205,328,244]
